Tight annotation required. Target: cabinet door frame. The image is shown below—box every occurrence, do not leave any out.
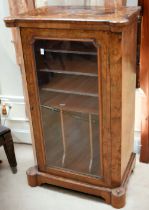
[20,27,112,187]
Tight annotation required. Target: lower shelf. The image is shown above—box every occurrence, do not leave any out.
[41,106,100,177]
[40,90,99,115]
[39,79,101,176]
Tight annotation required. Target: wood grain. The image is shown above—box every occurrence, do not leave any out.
[5,6,140,31]
[121,21,137,177]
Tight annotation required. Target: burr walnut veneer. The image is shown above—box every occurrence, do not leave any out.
[5,6,140,208]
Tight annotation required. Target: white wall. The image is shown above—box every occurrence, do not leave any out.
[0,1,23,96]
[0,0,31,143]
[127,0,138,6]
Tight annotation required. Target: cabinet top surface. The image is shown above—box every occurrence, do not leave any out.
[5,6,140,30]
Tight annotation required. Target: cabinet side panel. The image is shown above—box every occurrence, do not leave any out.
[110,32,122,186]
[121,21,137,177]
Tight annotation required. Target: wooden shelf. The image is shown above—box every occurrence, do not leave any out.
[40,90,99,115]
[35,39,98,77]
[36,39,97,55]
[40,68,97,77]
[41,74,98,97]
[37,51,98,76]
[43,49,97,56]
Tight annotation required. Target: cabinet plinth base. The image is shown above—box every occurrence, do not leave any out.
[26,153,136,209]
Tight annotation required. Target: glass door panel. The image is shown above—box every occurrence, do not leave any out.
[34,39,101,177]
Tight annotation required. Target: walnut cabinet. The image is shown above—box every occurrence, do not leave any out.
[5,6,140,208]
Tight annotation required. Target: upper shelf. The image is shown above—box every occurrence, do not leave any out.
[40,68,97,77]
[41,49,97,56]
[35,40,98,77]
[35,39,97,55]
[4,6,140,31]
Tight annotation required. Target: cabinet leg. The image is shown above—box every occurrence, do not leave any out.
[26,166,39,187]
[111,187,126,209]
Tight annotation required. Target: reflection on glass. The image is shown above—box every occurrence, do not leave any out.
[34,39,101,177]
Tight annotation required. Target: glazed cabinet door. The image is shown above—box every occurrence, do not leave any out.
[34,39,101,177]
[21,28,111,187]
